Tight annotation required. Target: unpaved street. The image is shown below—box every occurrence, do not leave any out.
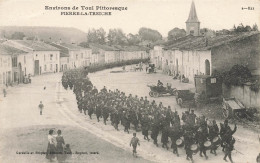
[0,66,259,163]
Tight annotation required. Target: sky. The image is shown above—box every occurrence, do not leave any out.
[0,0,259,37]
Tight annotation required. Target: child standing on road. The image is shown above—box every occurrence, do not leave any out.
[3,88,6,97]
[130,133,140,157]
[38,101,44,115]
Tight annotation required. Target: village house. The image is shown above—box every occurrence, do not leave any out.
[90,51,99,65]
[80,47,92,67]
[119,46,150,61]
[151,1,260,84]
[3,40,60,77]
[89,44,119,64]
[49,42,91,71]
[50,42,86,69]
[0,44,28,90]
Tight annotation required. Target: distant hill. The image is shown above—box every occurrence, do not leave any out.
[0,26,87,43]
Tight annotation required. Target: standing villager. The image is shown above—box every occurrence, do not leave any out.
[38,101,44,115]
[46,129,56,161]
[3,87,7,97]
[130,133,140,157]
[56,130,65,162]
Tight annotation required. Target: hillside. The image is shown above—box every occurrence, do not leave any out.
[0,26,87,43]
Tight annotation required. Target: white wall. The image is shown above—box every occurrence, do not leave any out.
[33,51,60,74]
[17,53,34,76]
[154,47,212,83]
[60,57,69,71]
[105,51,116,63]
[0,54,12,90]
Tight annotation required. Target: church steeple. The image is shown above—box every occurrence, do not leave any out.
[186,1,200,36]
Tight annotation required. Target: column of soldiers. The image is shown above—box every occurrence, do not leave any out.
[61,69,238,163]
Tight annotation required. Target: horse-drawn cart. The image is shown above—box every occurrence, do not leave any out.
[222,98,246,119]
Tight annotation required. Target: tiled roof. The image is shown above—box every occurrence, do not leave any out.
[49,43,70,57]
[59,43,82,50]
[121,46,149,52]
[11,40,60,51]
[0,44,27,55]
[89,43,119,51]
[164,31,260,51]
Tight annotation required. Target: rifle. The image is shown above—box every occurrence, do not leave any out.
[234,148,244,155]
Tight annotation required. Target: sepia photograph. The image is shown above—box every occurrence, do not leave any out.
[0,0,259,162]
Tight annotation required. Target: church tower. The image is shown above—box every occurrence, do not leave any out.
[186,1,200,36]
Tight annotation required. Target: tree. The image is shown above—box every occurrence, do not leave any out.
[200,28,216,37]
[126,33,141,45]
[235,23,252,33]
[10,32,25,40]
[107,28,127,45]
[138,27,162,42]
[167,28,186,40]
[252,24,259,31]
[86,28,106,44]
[233,24,237,31]
[96,28,106,44]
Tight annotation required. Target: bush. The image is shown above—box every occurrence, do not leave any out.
[222,65,252,86]
[86,59,149,73]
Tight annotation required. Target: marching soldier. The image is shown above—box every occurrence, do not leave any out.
[208,120,219,155]
[196,127,209,159]
[223,137,236,163]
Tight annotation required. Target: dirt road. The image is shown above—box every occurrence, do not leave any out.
[0,67,259,163]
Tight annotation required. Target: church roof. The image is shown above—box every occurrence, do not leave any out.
[186,1,200,23]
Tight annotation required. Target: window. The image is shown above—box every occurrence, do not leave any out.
[24,56,26,64]
[44,54,46,61]
[211,78,216,83]
[50,54,53,60]
[12,57,17,67]
[56,54,57,60]
[44,65,47,71]
[50,64,52,71]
